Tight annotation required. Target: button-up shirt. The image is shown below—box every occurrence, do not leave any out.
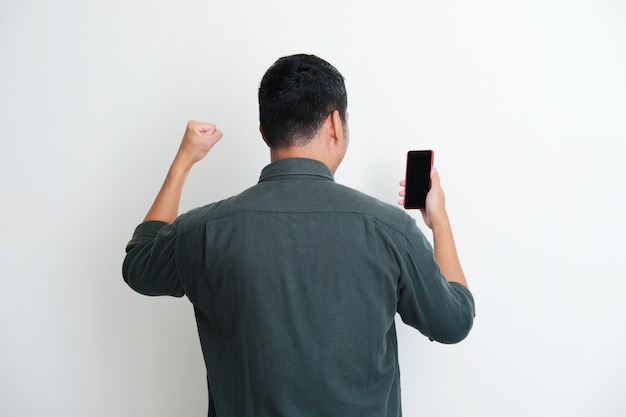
[123,157,475,417]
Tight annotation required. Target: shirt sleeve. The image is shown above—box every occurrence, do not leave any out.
[122,220,185,297]
[396,217,475,344]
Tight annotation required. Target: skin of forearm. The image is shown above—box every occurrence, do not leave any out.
[143,153,194,224]
[140,121,222,224]
[430,214,468,288]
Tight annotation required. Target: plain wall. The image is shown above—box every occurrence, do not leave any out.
[1,0,625,416]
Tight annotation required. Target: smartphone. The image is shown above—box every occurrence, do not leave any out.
[404,150,433,209]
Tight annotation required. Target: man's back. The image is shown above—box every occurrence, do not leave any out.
[124,158,474,417]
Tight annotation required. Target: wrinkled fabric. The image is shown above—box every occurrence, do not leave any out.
[123,158,475,417]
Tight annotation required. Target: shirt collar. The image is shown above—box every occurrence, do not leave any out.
[259,158,335,183]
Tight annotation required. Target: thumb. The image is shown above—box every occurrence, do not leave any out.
[198,124,216,135]
[188,120,216,136]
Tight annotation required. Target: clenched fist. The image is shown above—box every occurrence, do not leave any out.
[177,120,224,165]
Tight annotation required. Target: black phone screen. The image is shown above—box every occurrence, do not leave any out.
[404,150,433,209]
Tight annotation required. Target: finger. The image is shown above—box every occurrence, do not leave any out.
[398,198,405,206]
[188,120,216,136]
[198,124,216,135]
[212,129,224,141]
[399,189,405,197]
[399,179,406,186]
[430,167,440,186]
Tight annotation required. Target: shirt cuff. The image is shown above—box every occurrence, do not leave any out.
[131,220,169,238]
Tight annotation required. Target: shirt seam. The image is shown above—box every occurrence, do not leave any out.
[178,209,410,238]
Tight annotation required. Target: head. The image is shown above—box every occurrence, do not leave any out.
[258,54,348,149]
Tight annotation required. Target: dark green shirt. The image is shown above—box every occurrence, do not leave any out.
[123,158,474,417]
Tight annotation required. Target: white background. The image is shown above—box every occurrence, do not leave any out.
[1,0,625,416]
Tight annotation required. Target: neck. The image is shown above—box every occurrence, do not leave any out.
[270,145,337,174]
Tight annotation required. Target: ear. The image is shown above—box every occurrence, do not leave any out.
[329,110,345,146]
[259,125,270,147]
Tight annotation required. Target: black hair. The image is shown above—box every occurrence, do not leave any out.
[258,54,347,148]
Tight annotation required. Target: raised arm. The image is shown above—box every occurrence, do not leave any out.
[399,167,468,288]
[144,121,223,223]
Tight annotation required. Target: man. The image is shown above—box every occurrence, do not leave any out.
[123,54,475,417]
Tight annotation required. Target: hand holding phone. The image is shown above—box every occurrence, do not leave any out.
[403,150,433,209]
